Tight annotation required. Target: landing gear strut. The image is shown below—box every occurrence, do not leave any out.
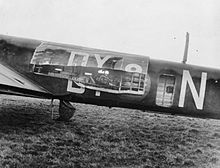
[57,100,76,121]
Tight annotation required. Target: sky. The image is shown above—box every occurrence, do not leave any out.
[0,0,219,68]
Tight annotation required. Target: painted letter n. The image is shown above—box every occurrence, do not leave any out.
[178,70,207,110]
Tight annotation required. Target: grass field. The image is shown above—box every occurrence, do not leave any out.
[0,95,219,168]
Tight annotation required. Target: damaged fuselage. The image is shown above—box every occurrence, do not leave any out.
[0,35,220,120]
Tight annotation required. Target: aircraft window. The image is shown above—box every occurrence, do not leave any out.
[121,72,146,92]
[166,86,174,93]
[72,67,121,90]
[87,56,98,67]
[121,74,132,90]
[102,57,123,69]
[72,54,85,66]
[71,67,146,94]
[32,46,70,66]
[156,74,176,107]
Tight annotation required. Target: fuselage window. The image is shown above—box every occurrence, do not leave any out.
[87,55,98,67]
[156,74,176,107]
[31,45,70,66]
[102,57,123,70]
[72,54,86,66]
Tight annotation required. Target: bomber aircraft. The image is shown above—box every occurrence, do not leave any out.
[0,34,220,121]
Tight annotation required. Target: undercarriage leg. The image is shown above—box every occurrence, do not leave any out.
[57,100,76,121]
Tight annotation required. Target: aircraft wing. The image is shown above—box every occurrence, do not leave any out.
[0,62,51,98]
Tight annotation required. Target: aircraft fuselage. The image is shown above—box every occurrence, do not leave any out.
[0,35,220,119]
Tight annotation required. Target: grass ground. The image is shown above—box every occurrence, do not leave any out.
[0,95,219,168]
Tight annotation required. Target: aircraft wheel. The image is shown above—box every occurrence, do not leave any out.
[57,100,76,121]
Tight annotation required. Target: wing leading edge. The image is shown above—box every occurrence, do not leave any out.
[0,63,51,98]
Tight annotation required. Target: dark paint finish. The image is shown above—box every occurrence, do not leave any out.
[146,60,220,118]
[0,35,220,119]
